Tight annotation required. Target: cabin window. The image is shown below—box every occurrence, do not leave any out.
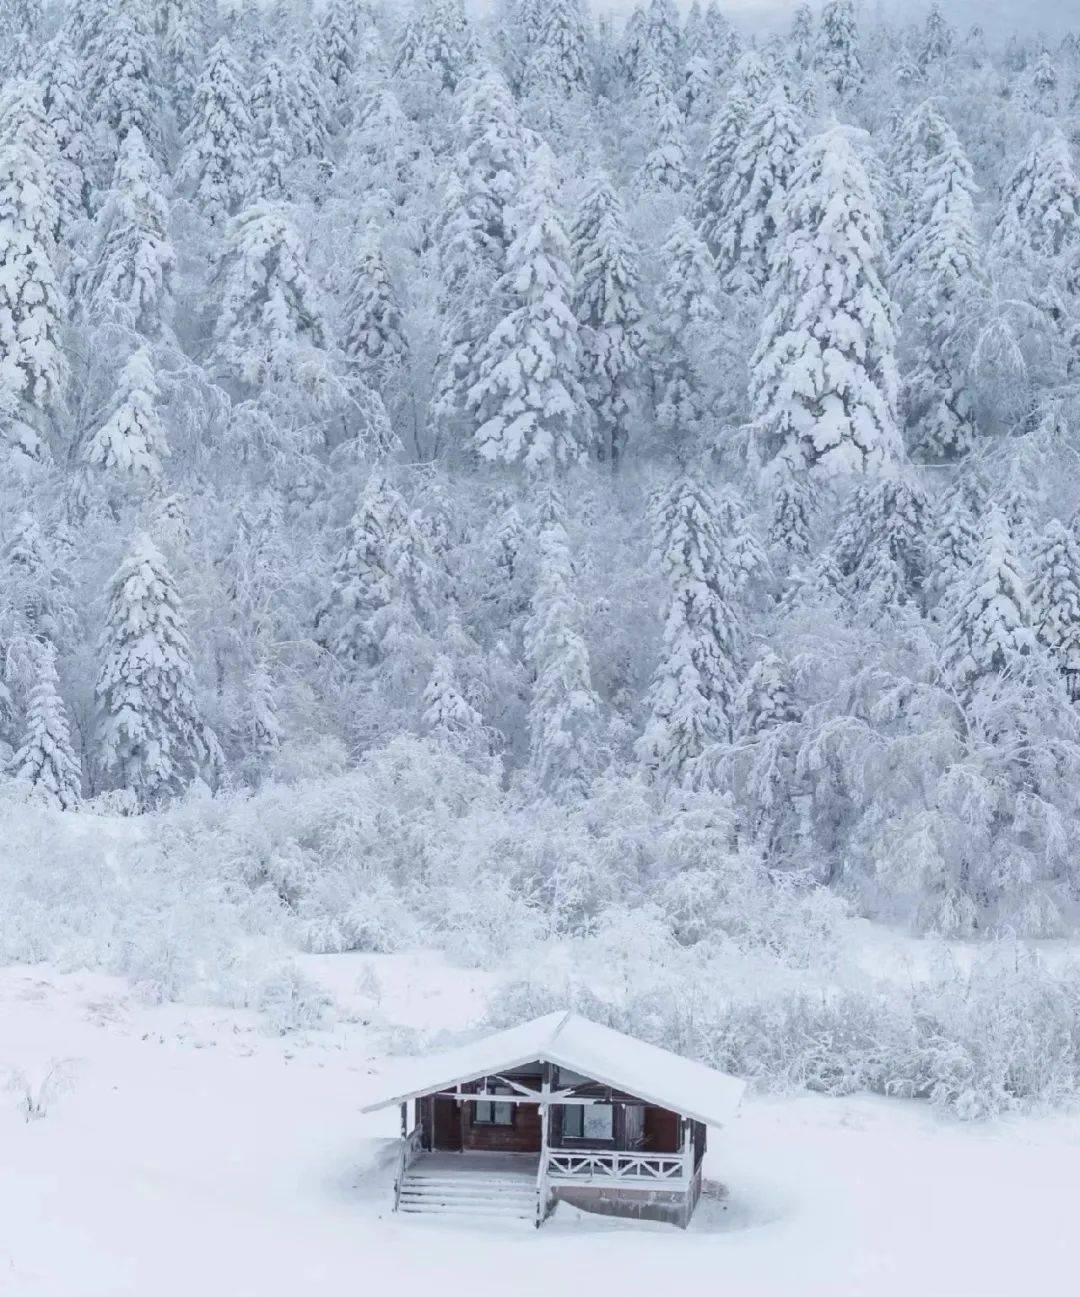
[473,1087,514,1126]
[563,1103,614,1141]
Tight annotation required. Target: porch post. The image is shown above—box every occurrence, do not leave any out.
[400,1102,408,1139]
[536,1060,552,1227]
[681,1117,693,1181]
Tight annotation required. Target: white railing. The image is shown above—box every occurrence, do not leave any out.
[393,1126,424,1211]
[544,1149,690,1185]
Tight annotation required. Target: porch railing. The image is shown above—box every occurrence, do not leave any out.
[393,1125,424,1211]
[543,1149,690,1185]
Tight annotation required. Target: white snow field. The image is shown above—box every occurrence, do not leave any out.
[2,953,1077,1297]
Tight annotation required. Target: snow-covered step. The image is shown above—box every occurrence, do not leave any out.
[398,1170,536,1220]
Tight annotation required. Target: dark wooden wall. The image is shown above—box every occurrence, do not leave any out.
[643,1105,681,1152]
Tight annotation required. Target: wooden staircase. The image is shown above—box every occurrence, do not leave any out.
[397,1165,537,1222]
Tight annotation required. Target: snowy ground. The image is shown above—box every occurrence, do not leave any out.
[2,953,1078,1297]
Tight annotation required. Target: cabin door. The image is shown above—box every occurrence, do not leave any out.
[432,1095,462,1151]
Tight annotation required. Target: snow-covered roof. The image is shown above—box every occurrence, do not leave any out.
[361,1011,746,1128]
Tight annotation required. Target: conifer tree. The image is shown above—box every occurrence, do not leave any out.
[246,658,282,768]
[179,39,255,228]
[344,234,408,393]
[768,469,815,558]
[422,653,486,750]
[713,83,803,297]
[928,488,979,613]
[468,145,588,472]
[93,0,163,162]
[430,68,524,446]
[639,90,688,195]
[1026,50,1059,114]
[82,346,169,501]
[524,0,590,99]
[918,4,955,73]
[993,130,1080,264]
[570,173,646,467]
[212,202,329,394]
[893,110,981,461]
[618,6,648,88]
[790,4,814,68]
[651,219,722,457]
[0,132,66,461]
[751,126,903,479]
[524,491,601,799]
[942,505,1034,701]
[644,0,682,86]
[416,0,471,92]
[320,0,359,116]
[692,83,751,258]
[96,536,219,807]
[10,641,82,811]
[316,474,433,674]
[79,127,174,338]
[815,0,864,98]
[39,34,94,245]
[637,474,741,786]
[160,0,208,126]
[1031,519,1080,698]
[738,649,799,738]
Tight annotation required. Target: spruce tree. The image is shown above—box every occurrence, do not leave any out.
[10,641,82,811]
[751,126,903,479]
[942,504,1035,701]
[643,0,682,86]
[713,82,803,297]
[93,0,163,163]
[637,474,741,787]
[160,0,208,127]
[212,202,328,394]
[994,130,1080,264]
[918,4,955,73]
[179,39,255,228]
[524,0,590,99]
[0,132,66,461]
[343,234,408,393]
[96,536,219,807]
[430,68,524,447]
[422,653,486,751]
[468,145,588,472]
[692,82,751,259]
[246,658,283,769]
[39,34,94,246]
[524,491,601,799]
[1031,519,1080,699]
[815,0,864,98]
[639,91,689,195]
[82,346,169,502]
[651,219,722,458]
[893,110,981,461]
[570,173,646,467]
[320,0,359,117]
[79,127,174,338]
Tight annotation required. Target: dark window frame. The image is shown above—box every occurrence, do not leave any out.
[561,1102,616,1143]
[472,1085,515,1127]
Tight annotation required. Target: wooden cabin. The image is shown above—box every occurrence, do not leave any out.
[361,1010,745,1228]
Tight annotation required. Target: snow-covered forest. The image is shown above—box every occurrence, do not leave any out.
[5,0,1080,1121]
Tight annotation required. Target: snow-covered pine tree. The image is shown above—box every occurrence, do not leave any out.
[430,67,524,449]
[713,82,803,298]
[1031,519,1080,699]
[618,5,648,88]
[320,0,359,118]
[692,82,751,259]
[468,144,589,472]
[1026,50,1059,114]
[750,125,903,479]
[160,0,208,128]
[422,651,487,754]
[39,33,94,246]
[178,39,255,228]
[343,233,408,393]
[892,107,981,461]
[416,0,471,92]
[96,535,219,807]
[524,490,601,799]
[637,474,741,788]
[643,0,682,86]
[9,641,81,811]
[92,0,163,163]
[918,4,955,73]
[790,3,814,67]
[815,0,864,99]
[768,468,815,558]
[570,172,646,467]
[245,658,282,769]
[315,473,433,675]
[929,486,978,610]
[639,88,689,195]
[82,346,169,504]
[212,202,329,395]
[651,219,723,458]
[0,129,66,462]
[523,0,590,100]
[942,504,1035,701]
[79,127,174,338]
[993,129,1080,264]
